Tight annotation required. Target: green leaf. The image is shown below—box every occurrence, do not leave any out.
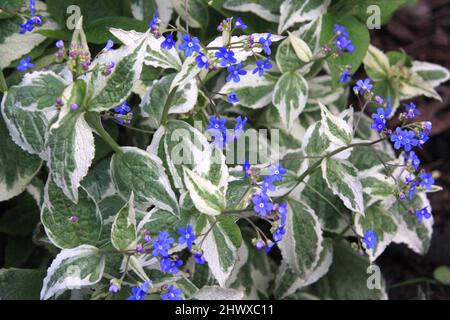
[319,102,352,146]
[195,215,242,287]
[0,193,39,236]
[321,158,364,214]
[0,268,45,300]
[309,242,387,299]
[363,45,391,82]
[321,12,370,84]
[411,61,450,88]
[434,266,450,286]
[87,32,147,112]
[278,0,331,34]
[41,177,102,249]
[170,55,202,91]
[139,74,198,128]
[272,71,309,129]
[306,75,346,112]
[85,17,148,44]
[223,0,282,22]
[274,239,333,298]
[276,38,304,73]
[398,71,441,101]
[193,286,244,300]
[40,245,105,300]
[110,147,180,216]
[219,71,277,109]
[82,157,116,202]
[111,194,137,251]
[302,122,330,157]
[0,117,42,202]
[278,199,324,276]
[1,71,69,158]
[354,205,398,262]
[46,111,95,203]
[172,0,209,29]
[183,167,227,216]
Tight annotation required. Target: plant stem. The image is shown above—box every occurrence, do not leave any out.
[85,112,123,154]
[0,70,8,92]
[388,277,438,289]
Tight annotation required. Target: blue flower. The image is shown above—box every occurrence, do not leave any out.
[127,281,151,300]
[423,121,432,133]
[371,119,387,132]
[336,35,354,52]
[161,34,175,50]
[390,127,418,151]
[235,17,247,29]
[207,116,227,133]
[265,242,275,253]
[29,0,36,15]
[252,193,273,216]
[334,24,349,37]
[372,106,391,122]
[339,69,352,83]
[114,101,131,115]
[363,229,377,250]
[161,285,183,300]
[408,182,417,201]
[252,58,272,77]
[415,207,432,223]
[273,225,286,242]
[149,10,159,30]
[160,257,183,274]
[56,40,64,49]
[226,63,247,83]
[404,102,420,119]
[259,33,272,55]
[104,39,114,51]
[417,131,429,146]
[178,34,200,57]
[194,252,206,265]
[109,281,120,293]
[419,172,434,190]
[276,202,288,224]
[152,231,174,257]
[215,47,237,67]
[228,92,239,104]
[269,164,286,182]
[255,240,265,250]
[406,151,421,171]
[196,52,209,69]
[242,160,252,178]
[234,116,247,139]
[16,56,33,72]
[210,129,227,149]
[178,225,195,249]
[262,175,276,193]
[353,78,372,95]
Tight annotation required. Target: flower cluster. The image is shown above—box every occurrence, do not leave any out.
[206,116,247,149]
[243,162,288,252]
[16,56,34,72]
[334,24,354,53]
[113,101,133,125]
[19,0,42,34]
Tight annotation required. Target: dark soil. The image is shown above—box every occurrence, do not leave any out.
[371,0,450,299]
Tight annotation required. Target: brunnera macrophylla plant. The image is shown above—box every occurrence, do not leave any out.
[0,0,449,301]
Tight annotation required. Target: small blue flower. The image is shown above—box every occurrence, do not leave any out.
[255,240,265,250]
[161,285,183,300]
[114,101,131,115]
[215,47,237,67]
[235,17,247,29]
[160,257,183,274]
[149,10,159,30]
[417,131,429,146]
[109,281,120,293]
[242,160,251,178]
[404,102,420,119]
[265,242,275,253]
[276,202,288,224]
[196,52,209,69]
[194,252,206,265]
[252,193,273,216]
[273,225,286,242]
[226,63,247,83]
[415,207,432,223]
[419,172,434,190]
[127,281,151,300]
[16,56,34,72]
[372,106,392,122]
[234,116,247,139]
[210,129,227,149]
[371,119,386,132]
[104,39,114,51]
[228,92,239,104]
[262,175,276,193]
[252,58,272,77]
[339,69,352,83]
[363,229,377,250]
[161,34,175,50]
[336,35,354,52]
[178,34,200,57]
[353,78,372,95]
[259,33,272,55]
[56,40,64,49]
[406,151,421,171]
[207,116,227,133]
[178,225,195,249]
[408,182,417,200]
[390,127,419,151]
[423,121,432,133]
[269,164,286,182]
[334,24,349,37]
[152,231,174,257]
